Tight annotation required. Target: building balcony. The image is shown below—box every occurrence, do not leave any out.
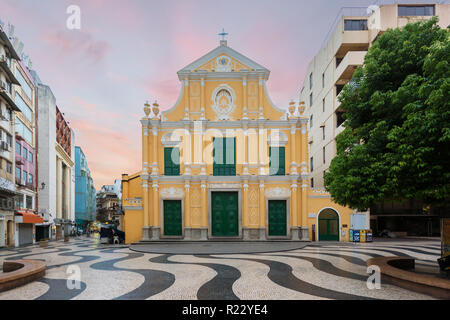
[0,84,20,112]
[335,51,366,84]
[0,55,20,85]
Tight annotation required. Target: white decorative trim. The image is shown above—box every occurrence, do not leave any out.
[267,131,288,147]
[208,183,242,189]
[265,187,291,198]
[211,84,236,121]
[216,55,231,72]
[161,132,182,147]
[160,187,184,199]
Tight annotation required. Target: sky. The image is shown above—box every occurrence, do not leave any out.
[1,0,377,189]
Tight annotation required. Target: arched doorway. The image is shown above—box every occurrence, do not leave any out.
[318,209,339,241]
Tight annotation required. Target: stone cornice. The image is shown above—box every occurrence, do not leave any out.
[55,143,74,167]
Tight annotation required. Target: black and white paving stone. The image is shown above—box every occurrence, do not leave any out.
[0,237,442,300]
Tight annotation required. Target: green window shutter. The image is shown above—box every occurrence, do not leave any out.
[213,137,236,176]
[270,147,285,176]
[164,147,180,176]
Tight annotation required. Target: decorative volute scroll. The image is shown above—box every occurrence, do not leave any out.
[161,132,182,147]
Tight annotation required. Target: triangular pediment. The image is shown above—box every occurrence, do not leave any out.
[178,42,269,75]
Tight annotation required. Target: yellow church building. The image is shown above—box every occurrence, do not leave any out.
[121,39,356,244]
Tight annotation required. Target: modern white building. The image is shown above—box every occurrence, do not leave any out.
[299,2,450,233]
[31,70,76,241]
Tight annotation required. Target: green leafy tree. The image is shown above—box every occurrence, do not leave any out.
[324,18,449,211]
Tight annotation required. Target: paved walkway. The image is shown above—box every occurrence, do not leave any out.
[131,241,309,255]
[0,236,442,300]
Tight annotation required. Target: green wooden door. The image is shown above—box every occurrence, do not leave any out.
[163,200,182,236]
[211,192,238,237]
[268,200,287,236]
[318,209,339,241]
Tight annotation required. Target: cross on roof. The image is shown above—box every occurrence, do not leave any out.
[218,28,229,41]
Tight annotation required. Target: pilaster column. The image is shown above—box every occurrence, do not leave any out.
[243,124,249,175]
[64,166,71,220]
[300,120,309,240]
[142,178,150,241]
[183,123,191,175]
[242,76,248,119]
[200,78,205,120]
[258,124,263,175]
[151,126,159,175]
[200,179,208,240]
[290,122,297,175]
[151,179,160,240]
[259,179,266,240]
[142,124,149,175]
[258,77,264,119]
[183,78,190,120]
[184,179,191,228]
[56,157,62,220]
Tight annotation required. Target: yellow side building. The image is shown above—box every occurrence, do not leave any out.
[122,39,355,244]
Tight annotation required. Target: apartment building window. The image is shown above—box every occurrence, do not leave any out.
[28,173,33,185]
[336,111,346,128]
[336,85,345,96]
[398,5,434,16]
[322,73,325,88]
[26,195,32,209]
[16,167,21,180]
[309,73,313,89]
[336,57,343,68]
[309,93,313,107]
[164,147,180,176]
[15,118,32,144]
[310,115,313,128]
[28,151,33,163]
[6,134,11,146]
[269,147,285,176]
[22,171,27,182]
[322,126,325,140]
[344,19,368,31]
[6,162,12,174]
[322,98,325,113]
[15,70,33,100]
[213,137,236,176]
[15,94,33,123]
[311,178,314,188]
[323,146,326,164]
[16,142,21,155]
[310,157,314,172]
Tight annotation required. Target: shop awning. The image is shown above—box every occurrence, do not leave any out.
[15,211,44,224]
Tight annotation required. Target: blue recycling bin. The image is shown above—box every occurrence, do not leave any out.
[353,230,360,242]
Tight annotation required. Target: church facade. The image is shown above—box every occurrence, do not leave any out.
[121,39,354,243]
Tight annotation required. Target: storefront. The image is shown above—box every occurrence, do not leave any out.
[14,210,44,246]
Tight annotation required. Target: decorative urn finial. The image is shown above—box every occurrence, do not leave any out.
[298,101,306,115]
[289,100,296,117]
[152,101,160,118]
[144,101,151,117]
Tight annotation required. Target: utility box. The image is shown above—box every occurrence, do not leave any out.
[360,230,366,243]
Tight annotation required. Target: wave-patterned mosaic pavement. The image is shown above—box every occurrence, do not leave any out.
[0,237,442,300]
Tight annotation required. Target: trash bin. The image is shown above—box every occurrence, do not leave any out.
[366,230,373,242]
[353,230,360,242]
[360,230,366,243]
